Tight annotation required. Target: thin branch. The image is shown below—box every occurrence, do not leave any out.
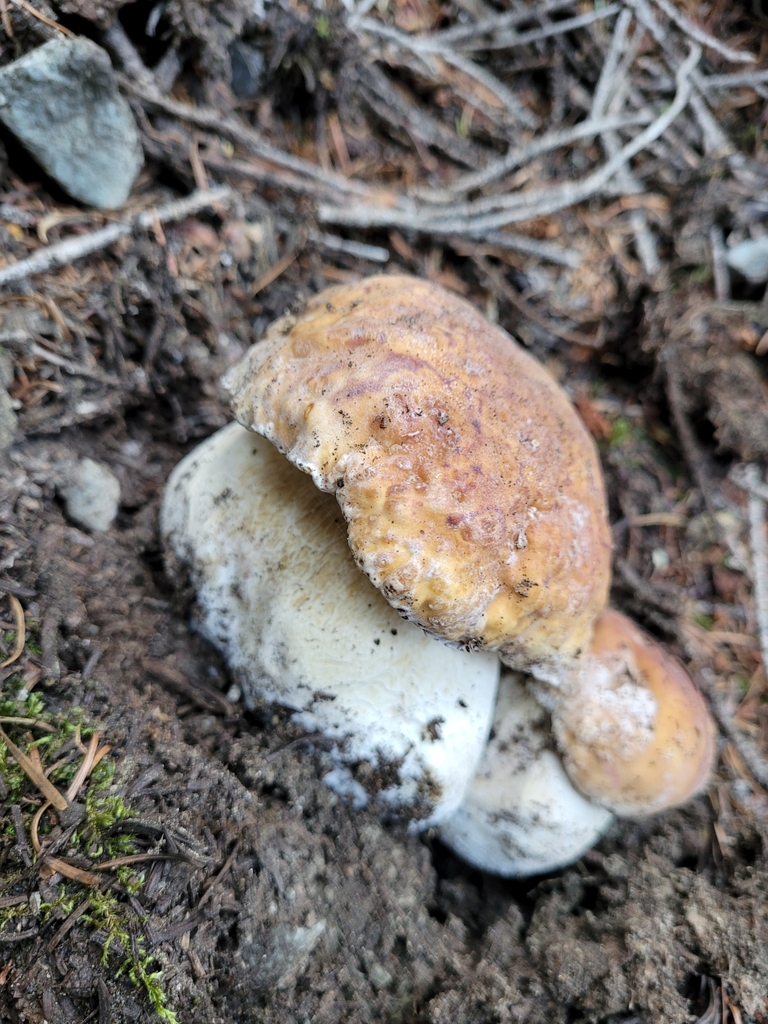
[475,256,597,344]
[318,45,700,234]
[591,10,660,276]
[456,4,622,52]
[702,69,768,90]
[124,79,378,202]
[0,186,233,286]
[308,231,390,263]
[649,0,755,64]
[461,230,582,267]
[356,17,539,128]
[415,111,653,200]
[407,0,579,47]
[709,225,731,302]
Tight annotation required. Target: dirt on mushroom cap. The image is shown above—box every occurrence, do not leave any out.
[224,274,612,666]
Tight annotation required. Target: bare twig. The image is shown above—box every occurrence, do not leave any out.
[475,256,597,344]
[702,70,768,90]
[709,225,731,303]
[308,231,389,263]
[358,62,488,167]
[124,79,378,202]
[0,186,233,287]
[318,45,700,235]
[663,345,722,520]
[591,10,660,277]
[252,245,302,296]
[102,20,157,92]
[416,112,653,200]
[699,673,768,790]
[395,0,578,47]
[456,4,622,52]
[648,0,755,64]
[461,230,582,268]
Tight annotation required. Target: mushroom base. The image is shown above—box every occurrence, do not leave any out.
[439,671,613,876]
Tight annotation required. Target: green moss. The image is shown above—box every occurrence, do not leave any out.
[693,613,715,631]
[315,13,330,38]
[0,689,178,1023]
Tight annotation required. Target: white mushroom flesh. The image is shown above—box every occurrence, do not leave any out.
[439,670,613,876]
[161,422,500,828]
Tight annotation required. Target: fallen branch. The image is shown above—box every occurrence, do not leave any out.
[318,45,700,235]
[648,0,755,64]
[415,111,653,200]
[0,186,233,287]
[125,79,377,201]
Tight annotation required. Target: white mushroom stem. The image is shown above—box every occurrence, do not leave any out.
[439,670,613,877]
[161,422,500,828]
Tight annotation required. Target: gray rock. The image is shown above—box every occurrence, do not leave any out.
[229,40,265,99]
[0,388,16,456]
[60,458,120,532]
[0,37,143,209]
[726,237,768,284]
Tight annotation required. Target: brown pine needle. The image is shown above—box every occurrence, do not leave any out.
[66,733,100,803]
[8,0,73,36]
[1,593,25,668]
[0,728,68,810]
[43,857,102,887]
[252,245,301,296]
[93,852,175,870]
[0,717,57,733]
[30,800,51,854]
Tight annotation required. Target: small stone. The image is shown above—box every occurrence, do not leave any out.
[0,388,17,455]
[229,40,265,99]
[0,37,143,209]
[367,962,393,991]
[61,458,121,532]
[726,237,768,284]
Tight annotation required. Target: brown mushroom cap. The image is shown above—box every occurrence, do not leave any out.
[223,274,611,665]
[550,609,716,815]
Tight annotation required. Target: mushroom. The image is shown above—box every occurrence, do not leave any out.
[161,420,500,828]
[222,274,715,816]
[223,274,612,668]
[538,608,716,816]
[438,670,613,876]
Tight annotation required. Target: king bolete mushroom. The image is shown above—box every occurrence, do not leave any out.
[161,420,612,871]
[162,420,500,828]
[221,274,715,818]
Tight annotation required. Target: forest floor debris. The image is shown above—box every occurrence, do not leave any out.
[1,0,768,1021]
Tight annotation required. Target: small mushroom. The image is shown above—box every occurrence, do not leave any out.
[161,421,500,827]
[222,274,715,815]
[538,609,716,816]
[438,670,613,876]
